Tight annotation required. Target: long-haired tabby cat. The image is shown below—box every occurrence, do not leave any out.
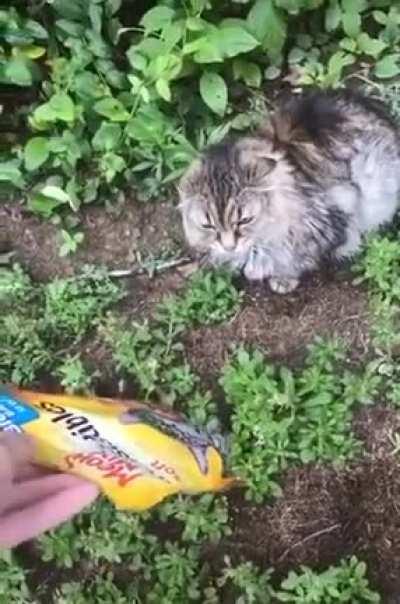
[178,89,400,293]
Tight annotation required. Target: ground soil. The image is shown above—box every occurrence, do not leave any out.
[2,199,400,602]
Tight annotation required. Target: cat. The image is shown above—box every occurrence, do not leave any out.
[178,89,400,293]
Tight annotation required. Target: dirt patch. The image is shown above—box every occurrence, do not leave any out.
[213,407,400,600]
[5,197,400,601]
[185,273,370,375]
[0,199,184,280]
[1,199,371,372]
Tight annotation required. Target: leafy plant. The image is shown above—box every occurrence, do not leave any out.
[43,266,123,338]
[58,229,84,257]
[0,264,123,384]
[158,269,242,327]
[1,0,396,212]
[0,8,47,87]
[220,339,368,501]
[0,551,33,604]
[103,268,240,400]
[0,314,51,384]
[355,235,400,299]
[216,559,275,604]
[56,354,96,393]
[146,543,201,602]
[39,499,156,568]
[158,494,231,544]
[276,556,380,603]
[54,573,138,604]
[355,235,400,354]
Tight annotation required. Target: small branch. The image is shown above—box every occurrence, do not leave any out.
[277,523,341,563]
[107,256,193,278]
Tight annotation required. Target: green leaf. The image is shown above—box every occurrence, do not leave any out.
[357,33,387,58]
[233,59,262,87]
[374,54,400,78]
[0,160,25,188]
[92,123,122,151]
[216,25,259,58]
[99,152,126,183]
[56,18,85,37]
[140,6,175,32]
[373,10,388,26]
[126,48,148,71]
[247,0,286,54]
[27,193,63,218]
[40,185,71,204]
[48,93,75,121]
[199,71,227,116]
[93,98,130,121]
[342,11,361,38]
[24,137,50,171]
[13,45,46,59]
[33,93,75,123]
[155,78,171,101]
[184,37,224,63]
[341,0,366,12]
[325,0,341,32]
[4,57,33,86]
[325,51,355,86]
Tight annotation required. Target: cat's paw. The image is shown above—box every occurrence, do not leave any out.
[243,262,265,281]
[269,277,299,294]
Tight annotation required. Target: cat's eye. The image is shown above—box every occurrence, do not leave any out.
[237,216,253,226]
[201,223,215,230]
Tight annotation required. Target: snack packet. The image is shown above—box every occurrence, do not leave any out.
[0,387,236,510]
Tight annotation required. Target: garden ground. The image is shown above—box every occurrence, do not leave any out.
[2,197,400,602]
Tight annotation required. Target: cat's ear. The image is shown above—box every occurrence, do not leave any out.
[177,158,202,201]
[236,139,277,183]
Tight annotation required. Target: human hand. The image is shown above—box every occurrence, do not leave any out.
[0,432,99,548]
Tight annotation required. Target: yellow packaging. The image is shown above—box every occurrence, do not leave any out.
[0,387,236,510]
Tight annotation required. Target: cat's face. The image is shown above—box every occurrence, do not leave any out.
[178,136,287,263]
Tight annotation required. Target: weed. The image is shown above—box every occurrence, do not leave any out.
[355,235,400,299]
[220,340,371,502]
[146,542,201,602]
[56,354,96,394]
[103,269,241,400]
[0,314,51,384]
[39,500,156,569]
[276,556,380,603]
[58,229,85,257]
[0,551,32,604]
[43,266,123,338]
[220,347,298,500]
[0,263,34,308]
[54,573,138,604]
[157,269,242,327]
[0,264,124,384]
[217,559,275,604]
[355,235,400,355]
[101,314,184,398]
[158,494,231,544]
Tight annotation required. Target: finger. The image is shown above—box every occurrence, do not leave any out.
[0,479,99,548]
[0,433,35,481]
[2,474,99,514]
[14,462,56,483]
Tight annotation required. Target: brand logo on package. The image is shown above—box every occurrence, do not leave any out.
[0,392,39,432]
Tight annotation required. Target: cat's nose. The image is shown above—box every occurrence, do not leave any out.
[220,231,236,251]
